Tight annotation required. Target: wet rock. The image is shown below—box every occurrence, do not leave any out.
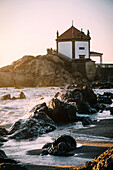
[104,92,113,99]
[42,143,52,149]
[0,137,8,142]
[49,98,77,123]
[82,117,92,126]
[1,94,11,100]
[55,88,81,102]
[8,112,56,140]
[42,135,76,156]
[109,107,113,115]
[0,92,26,100]
[81,86,97,107]
[80,146,113,170]
[17,91,26,99]
[8,102,56,140]
[0,142,3,147]
[0,149,17,164]
[0,127,8,136]
[42,143,52,155]
[77,101,97,114]
[55,87,98,115]
[97,94,112,104]
[30,102,49,115]
[0,150,27,170]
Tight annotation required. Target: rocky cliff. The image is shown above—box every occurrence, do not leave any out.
[0,54,85,87]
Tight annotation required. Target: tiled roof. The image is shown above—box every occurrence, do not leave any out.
[57,26,90,41]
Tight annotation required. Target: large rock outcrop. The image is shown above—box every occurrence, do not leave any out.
[8,103,56,140]
[0,54,84,87]
[80,146,113,170]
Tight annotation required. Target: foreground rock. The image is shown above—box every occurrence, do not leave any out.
[49,98,77,123]
[8,103,56,140]
[0,150,27,170]
[8,115,56,140]
[42,134,77,156]
[0,127,8,136]
[80,146,113,170]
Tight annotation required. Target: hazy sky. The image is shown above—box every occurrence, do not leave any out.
[0,0,113,67]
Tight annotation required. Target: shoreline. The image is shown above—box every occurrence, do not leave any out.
[24,118,113,169]
[24,140,113,170]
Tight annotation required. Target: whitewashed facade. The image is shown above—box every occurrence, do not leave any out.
[75,41,89,59]
[58,42,72,59]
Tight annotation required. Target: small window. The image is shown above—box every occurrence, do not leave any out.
[79,47,85,50]
[79,55,85,59]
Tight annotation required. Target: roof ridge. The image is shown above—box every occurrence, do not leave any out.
[57,25,89,40]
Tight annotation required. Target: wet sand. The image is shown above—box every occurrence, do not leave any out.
[73,119,113,138]
[25,119,113,169]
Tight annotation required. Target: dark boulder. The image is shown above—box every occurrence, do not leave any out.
[42,135,77,156]
[81,86,97,106]
[17,91,26,99]
[55,88,82,102]
[0,149,17,164]
[55,87,98,115]
[82,117,92,126]
[0,137,8,142]
[29,102,49,116]
[49,98,77,123]
[104,92,113,99]
[109,107,113,115]
[0,127,8,136]
[42,142,52,149]
[8,111,56,140]
[1,94,11,100]
[0,150,27,170]
[77,101,97,114]
[97,94,112,104]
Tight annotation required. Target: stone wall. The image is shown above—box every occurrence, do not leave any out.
[72,60,96,81]
[96,67,113,81]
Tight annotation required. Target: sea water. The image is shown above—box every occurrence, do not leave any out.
[0,87,113,166]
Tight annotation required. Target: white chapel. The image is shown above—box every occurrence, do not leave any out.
[56,24,103,64]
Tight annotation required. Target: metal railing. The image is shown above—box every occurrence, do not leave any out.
[96,64,113,68]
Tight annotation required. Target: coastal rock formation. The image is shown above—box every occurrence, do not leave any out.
[97,94,112,104]
[0,54,83,87]
[8,117,55,140]
[55,86,98,115]
[8,107,56,140]
[49,98,77,123]
[0,127,8,136]
[80,146,113,170]
[82,117,92,126]
[0,150,17,164]
[0,150,27,170]
[42,134,77,156]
